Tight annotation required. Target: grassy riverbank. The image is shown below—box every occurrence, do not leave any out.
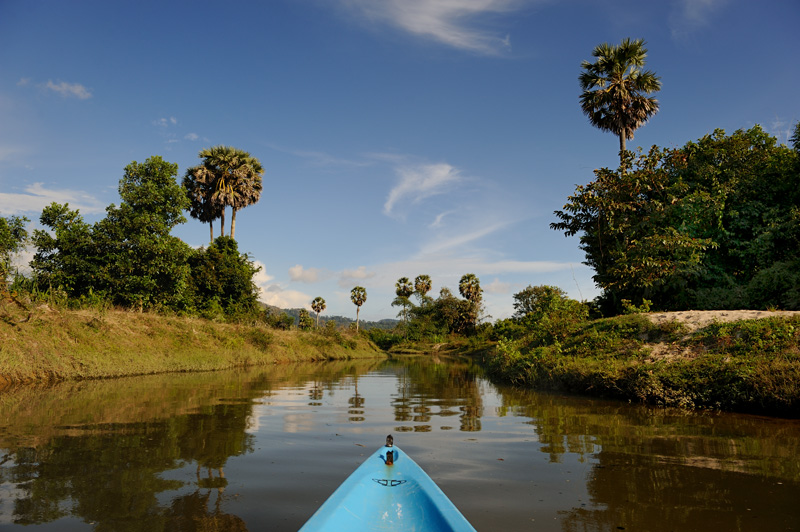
[481,313,800,418]
[0,306,384,385]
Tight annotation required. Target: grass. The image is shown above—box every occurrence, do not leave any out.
[482,314,800,417]
[0,305,384,385]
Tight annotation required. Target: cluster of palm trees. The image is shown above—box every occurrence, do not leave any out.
[183,146,264,242]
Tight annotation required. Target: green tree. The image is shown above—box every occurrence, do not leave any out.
[508,285,589,345]
[458,273,483,330]
[552,126,800,312]
[92,156,192,309]
[188,236,260,316]
[414,274,432,305]
[579,38,661,165]
[31,203,97,299]
[350,286,367,331]
[0,215,29,289]
[187,146,264,240]
[311,296,326,328]
[298,308,314,331]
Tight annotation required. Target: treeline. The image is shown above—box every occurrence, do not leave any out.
[1,156,262,320]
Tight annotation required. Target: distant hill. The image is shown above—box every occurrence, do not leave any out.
[261,303,398,330]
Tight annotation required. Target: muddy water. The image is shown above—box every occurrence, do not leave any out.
[1,356,798,531]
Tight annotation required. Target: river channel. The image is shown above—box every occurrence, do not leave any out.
[1,356,798,531]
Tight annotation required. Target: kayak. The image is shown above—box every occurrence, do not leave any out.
[300,435,476,531]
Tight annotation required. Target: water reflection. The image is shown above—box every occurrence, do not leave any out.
[1,356,798,531]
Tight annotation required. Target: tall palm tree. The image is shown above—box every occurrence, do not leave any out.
[459,273,483,328]
[190,146,265,240]
[394,277,414,324]
[183,164,223,242]
[350,286,367,332]
[579,38,661,166]
[311,296,326,328]
[414,274,432,305]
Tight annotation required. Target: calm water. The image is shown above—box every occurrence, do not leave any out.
[1,356,798,531]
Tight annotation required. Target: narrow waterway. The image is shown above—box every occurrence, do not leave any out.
[1,356,798,531]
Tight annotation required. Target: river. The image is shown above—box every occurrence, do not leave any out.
[1,356,798,531]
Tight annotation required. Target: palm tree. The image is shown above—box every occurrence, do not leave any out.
[459,273,483,328]
[190,146,265,239]
[393,277,414,324]
[183,164,223,242]
[350,286,367,332]
[579,38,661,166]
[414,274,432,305]
[458,273,482,304]
[311,296,326,328]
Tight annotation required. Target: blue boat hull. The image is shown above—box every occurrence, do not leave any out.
[300,443,475,531]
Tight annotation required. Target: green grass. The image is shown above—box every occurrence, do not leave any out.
[482,315,800,417]
[0,306,384,385]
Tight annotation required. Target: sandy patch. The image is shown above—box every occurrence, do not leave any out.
[645,310,800,332]
[643,310,800,362]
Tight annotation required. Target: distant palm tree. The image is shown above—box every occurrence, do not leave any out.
[350,286,367,332]
[394,277,414,324]
[311,296,326,328]
[414,274,432,305]
[188,146,265,239]
[579,38,661,166]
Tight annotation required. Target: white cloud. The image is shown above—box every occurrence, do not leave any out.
[0,182,105,215]
[288,264,329,283]
[341,0,525,55]
[44,80,92,99]
[153,117,178,128]
[184,133,199,141]
[484,277,511,294]
[259,284,313,309]
[384,163,462,216]
[338,266,376,287]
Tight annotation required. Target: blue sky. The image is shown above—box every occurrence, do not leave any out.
[1,0,798,321]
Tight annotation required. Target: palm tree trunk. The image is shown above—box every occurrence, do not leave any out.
[619,132,626,166]
[209,222,214,244]
[356,307,360,332]
[220,209,226,237]
[230,208,237,240]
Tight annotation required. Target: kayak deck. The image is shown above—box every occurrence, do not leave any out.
[300,438,475,531]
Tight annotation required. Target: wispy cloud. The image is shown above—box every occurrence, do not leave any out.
[340,0,526,55]
[153,117,178,128]
[383,162,463,217]
[264,142,372,168]
[0,182,105,215]
[43,80,92,99]
[669,0,729,39]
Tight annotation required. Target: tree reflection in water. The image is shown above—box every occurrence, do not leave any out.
[1,357,798,531]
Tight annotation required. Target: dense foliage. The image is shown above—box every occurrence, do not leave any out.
[25,157,260,315]
[552,126,800,313]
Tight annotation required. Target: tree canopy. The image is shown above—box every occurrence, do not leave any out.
[552,126,800,312]
[184,146,264,241]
